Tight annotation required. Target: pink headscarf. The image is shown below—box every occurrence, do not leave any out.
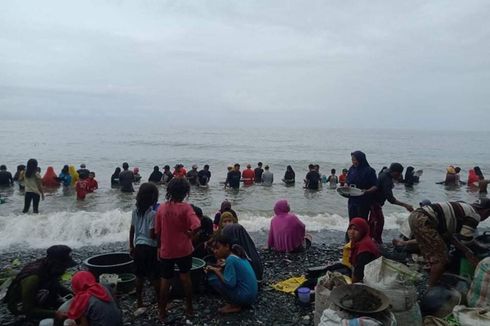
[268,199,305,252]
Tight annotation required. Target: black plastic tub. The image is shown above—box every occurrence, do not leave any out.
[170,257,206,297]
[83,252,135,278]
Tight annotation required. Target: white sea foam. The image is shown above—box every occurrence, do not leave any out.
[0,208,444,250]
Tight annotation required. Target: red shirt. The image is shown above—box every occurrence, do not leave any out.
[173,168,187,178]
[155,201,201,259]
[87,179,98,192]
[242,169,255,186]
[339,174,347,186]
[76,179,90,200]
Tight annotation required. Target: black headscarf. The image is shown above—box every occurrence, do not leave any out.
[222,224,263,281]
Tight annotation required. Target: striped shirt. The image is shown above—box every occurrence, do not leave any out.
[422,202,480,242]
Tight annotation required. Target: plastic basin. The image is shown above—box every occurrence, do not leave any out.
[83,252,134,278]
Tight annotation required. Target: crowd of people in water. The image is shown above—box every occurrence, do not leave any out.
[1,152,490,325]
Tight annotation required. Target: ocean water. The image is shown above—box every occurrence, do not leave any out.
[0,120,489,250]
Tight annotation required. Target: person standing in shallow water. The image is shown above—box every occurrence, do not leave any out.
[261,165,274,186]
[345,151,377,220]
[254,162,264,184]
[242,164,255,186]
[283,165,295,185]
[0,165,14,187]
[364,163,414,244]
[22,159,44,213]
[225,164,241,190]
[119,162,135,193]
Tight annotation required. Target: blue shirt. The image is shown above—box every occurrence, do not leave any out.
[131,207,157,247]
[223,255,258,303]
[58,172,72,187]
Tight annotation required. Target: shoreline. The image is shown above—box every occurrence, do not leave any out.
[0,242,347,326]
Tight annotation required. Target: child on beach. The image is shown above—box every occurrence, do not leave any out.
[129,183,160,310]
[339,168,348,186]
[155,178,200,320]
[205,235,258,314]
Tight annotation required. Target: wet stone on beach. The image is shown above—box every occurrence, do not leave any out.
[0,242,342,325]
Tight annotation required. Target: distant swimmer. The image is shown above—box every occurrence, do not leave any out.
[304,164,321,190]
[0,165,14,187]
[198,164,211,187]
[261,165,273,186]
[282,165,295,185]
[242,164,255,186]
[186,165,199,185]
[225,164,241,190]
[254,162,264,184]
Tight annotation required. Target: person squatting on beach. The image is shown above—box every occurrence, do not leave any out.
[154,177,201,320]
[5,245,77,323]
[205,235,258,314]
[129,183,160,311]
[268,199,306,253]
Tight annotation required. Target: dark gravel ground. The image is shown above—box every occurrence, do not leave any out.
[0,241,347,326]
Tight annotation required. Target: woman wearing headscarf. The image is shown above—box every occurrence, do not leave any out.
[347,218,380,283]
[42,167,60,188]
[111,167,121,187]
[283,165,295,185]
[68,165,79,186]
[5,245,76,322]
[402,166,419,187]
[345,151,377,220]
[213,200,238,228]
[268,200,305,253]
[67,271,122,325]
[222,223,264,282]
[58,165,72,187]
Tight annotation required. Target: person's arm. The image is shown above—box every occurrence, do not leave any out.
[351,252,376,283]
[9,172,13,185]
[267,221,274,249]
[208,258,237,288]
[384,188,413,211]
[451,235,479,267]
[36,174,44,200]
[129,225,135,256]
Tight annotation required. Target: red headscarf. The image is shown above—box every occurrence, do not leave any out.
[67,271,111,320]
[348,218,380,266]
[42,166,60,188]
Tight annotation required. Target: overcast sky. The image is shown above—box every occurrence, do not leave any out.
[1,1,489,129]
